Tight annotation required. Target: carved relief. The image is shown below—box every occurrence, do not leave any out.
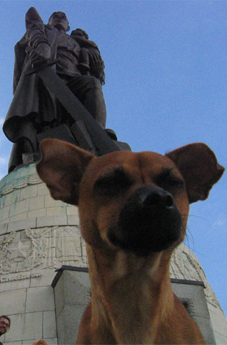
[0,166,42,197]
[55,226,86,266]
[0,228,49,274]
[0,226,87,279]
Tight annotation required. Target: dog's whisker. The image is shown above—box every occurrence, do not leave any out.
[187,213,212,224]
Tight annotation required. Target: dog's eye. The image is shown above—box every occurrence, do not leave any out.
[94,168,132,196]
[155,169,184,192]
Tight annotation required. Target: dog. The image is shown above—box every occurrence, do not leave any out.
[36,139,224,344]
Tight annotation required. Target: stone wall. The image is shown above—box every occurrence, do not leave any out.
[0,164,86,345]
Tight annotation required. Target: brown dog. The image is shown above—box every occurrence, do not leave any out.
[37,139,224,344]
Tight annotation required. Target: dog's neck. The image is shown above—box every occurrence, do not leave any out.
[87,245,175,344]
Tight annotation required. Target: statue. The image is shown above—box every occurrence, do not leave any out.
[3,8,108,172]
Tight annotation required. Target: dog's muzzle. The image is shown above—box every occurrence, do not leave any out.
[107,186,182,257]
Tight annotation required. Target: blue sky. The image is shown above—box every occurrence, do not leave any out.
[0,1,226,317]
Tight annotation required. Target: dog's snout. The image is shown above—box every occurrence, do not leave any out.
[141,189,174,209]
[108,186,182,257]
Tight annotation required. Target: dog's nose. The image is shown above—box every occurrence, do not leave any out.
[140,189,174,209]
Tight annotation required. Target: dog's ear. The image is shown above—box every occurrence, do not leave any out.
[166,143,224,203]
[36,139,94,205]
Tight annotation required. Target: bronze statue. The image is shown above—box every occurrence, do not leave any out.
[3,7,107,172]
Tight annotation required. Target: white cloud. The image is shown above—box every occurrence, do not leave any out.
[0,156,8,180]
[213,214,227,227]
[0,157,7,165]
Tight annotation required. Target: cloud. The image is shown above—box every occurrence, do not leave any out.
[0,157,7,165]
[213,214,227,227]
[0,156,8,180]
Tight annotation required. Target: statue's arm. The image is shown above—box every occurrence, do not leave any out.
[25,7,51,68]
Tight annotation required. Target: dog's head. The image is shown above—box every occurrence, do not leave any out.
[37,139,224,257]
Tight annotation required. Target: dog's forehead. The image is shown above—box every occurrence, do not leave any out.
[89,150,177,176]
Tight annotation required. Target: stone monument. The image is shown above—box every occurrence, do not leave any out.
[0,7,227,345]
[3,7,130,173]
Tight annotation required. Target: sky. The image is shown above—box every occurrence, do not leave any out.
[0,0,226,318]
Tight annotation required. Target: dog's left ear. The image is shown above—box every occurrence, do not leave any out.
[36,139,94,205]
[166,143,224,203]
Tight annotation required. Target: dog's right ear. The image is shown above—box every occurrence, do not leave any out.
[36,139,94,205]
[166,143,224,203]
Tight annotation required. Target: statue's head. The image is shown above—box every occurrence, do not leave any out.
[48,11,70,32]
[71,28,89,40]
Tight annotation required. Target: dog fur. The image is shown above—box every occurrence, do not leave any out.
[37,139,224,344]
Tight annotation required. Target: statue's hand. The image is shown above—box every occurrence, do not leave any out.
[28,43,51,69]
[89,50,105,77]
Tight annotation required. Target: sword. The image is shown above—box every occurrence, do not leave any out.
[25,63,121,155]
